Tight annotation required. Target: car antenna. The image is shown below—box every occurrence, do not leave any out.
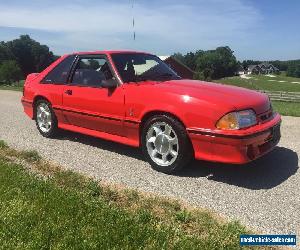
[132,0,136,41]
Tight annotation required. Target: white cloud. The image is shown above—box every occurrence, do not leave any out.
[0,0,262,55]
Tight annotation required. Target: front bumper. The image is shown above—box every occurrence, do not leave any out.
[187,113,281,164]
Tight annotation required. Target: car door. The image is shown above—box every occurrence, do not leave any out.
[40,55,77,124]
[62,55,125,136]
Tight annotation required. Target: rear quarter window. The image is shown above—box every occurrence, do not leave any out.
[41,55,76,84]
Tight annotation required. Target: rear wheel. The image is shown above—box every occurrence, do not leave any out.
[35,100,58,138]
[142,115,193,174]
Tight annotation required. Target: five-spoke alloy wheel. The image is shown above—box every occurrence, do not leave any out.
[142,115,193,174]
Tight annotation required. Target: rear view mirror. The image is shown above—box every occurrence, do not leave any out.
[101,78,118,88]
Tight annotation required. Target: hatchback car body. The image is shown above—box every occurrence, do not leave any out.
[21,51,281,173]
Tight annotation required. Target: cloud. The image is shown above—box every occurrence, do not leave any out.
[0,0,262,55]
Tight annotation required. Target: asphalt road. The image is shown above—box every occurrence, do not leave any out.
[0,90,299,237]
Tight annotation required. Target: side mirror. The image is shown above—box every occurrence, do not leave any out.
[101,78,118,88]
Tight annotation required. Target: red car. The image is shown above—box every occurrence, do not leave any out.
[21,51,281,173]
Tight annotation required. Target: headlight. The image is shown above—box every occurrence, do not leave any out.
[216,109,257,130]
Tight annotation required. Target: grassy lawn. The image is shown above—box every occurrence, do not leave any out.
[0,141,275,250]
[215,73,300,116]
[272,101,300,117]
[215,74,300,92]
[0,80,24,91]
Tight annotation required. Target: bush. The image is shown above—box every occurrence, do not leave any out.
[0,60,23,84]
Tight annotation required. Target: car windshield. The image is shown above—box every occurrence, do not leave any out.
[111,53,181,83]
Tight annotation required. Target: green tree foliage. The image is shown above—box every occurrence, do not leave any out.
[195,47,238,80]
[242,60,261,69]
[0,42,14,64]
[269,60,288,71]
[172,53,185,65]
[0,60,23,84]
[173,47,238,80]
[184,52,197,71]
[173,50,204,71]
[0,35,56,78]
[6,35,56,76]
[286,63,300,78]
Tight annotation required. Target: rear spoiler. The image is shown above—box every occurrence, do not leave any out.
[25,73,40,84]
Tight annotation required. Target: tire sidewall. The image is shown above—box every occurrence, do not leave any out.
[141,115,192,174]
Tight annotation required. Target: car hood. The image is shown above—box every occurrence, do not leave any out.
[150,79,270,114]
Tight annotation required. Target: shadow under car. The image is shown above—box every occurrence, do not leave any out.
[58,130,298,190]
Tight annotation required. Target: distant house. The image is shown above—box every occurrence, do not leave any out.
[159,56,195,79]
[247,65,262,74]
[247,63,279,75]
[258,63,279,74]
[236,64,246,75]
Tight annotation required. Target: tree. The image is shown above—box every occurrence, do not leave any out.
[183,52,197,71]
[0,60,23,84]
[173,47,238,80]
[195,46,238,79]
[172,53,185,63]
[172,51,204,71]
[0,42,14,64]
[287,63,300,78]
[5,35,56,77]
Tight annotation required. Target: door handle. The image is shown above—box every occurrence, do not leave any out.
[64,89,72,95]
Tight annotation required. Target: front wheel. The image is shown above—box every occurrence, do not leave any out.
[35,100,58,138]
[141,115,193,174]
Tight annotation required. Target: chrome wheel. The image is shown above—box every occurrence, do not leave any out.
[36,103,52,133]
[146,122,179,166]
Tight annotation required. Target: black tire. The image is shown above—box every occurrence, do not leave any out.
[35,99,58,138]
[141,114,193,174]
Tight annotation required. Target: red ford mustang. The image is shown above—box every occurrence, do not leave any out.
[21,51,281,173]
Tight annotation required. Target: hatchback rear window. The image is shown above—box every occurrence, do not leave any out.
[42,55,76,84]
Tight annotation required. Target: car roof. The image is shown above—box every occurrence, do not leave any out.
[67,50,153,56]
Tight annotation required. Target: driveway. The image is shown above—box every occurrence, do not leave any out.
[0,90,299,237]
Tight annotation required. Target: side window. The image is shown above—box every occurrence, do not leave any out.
[71,57,113,87]
[42,55,76,84]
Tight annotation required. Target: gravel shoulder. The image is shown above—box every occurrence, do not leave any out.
[0,90,299,237]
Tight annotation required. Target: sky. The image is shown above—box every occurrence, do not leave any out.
[0,0,299,61]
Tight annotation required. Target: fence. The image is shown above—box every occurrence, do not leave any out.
[258,90,300,102]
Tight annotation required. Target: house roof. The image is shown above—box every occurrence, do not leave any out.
[159,55,195,73]
[248,65,259,71]
[247,63,279,72]
[237,64,244,71]
[158,56,170,61]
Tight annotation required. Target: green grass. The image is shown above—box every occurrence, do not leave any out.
[215,73,300,116]
[0,80,24,91]
[216,74,300,92]
[0,141,275,250]
[272,101,300,117]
